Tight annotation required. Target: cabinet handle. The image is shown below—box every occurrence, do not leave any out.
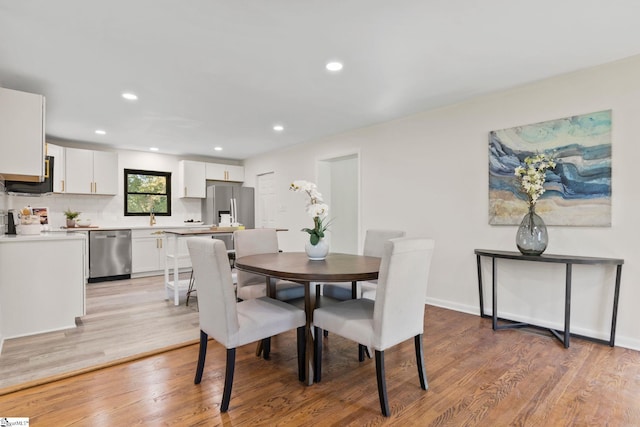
[94,182,97,193]
[159,239,163,249]
[184,186,187,197]
[61,180,65,192]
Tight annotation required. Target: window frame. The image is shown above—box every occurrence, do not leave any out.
[124,168,172,216]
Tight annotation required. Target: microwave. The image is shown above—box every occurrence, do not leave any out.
[4,156,54,195]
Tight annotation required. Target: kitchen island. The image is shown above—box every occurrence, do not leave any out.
[0,232,86,351]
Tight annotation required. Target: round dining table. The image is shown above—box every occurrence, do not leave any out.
[235,252,381,385]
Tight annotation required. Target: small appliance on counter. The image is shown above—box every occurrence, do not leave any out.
[7,209,17,235]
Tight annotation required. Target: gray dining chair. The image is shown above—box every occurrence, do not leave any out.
[187,237,306,412]
[322,229,405,300]
[313,237,435,417]
[233,229,305,301]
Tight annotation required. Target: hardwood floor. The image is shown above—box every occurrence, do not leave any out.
[1,305,639,425]
[0,274,200,393]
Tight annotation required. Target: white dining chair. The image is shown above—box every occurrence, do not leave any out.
[187,237,306,412]
[313,237,435,417]
[234,229,305,301]
[322,229,405,300]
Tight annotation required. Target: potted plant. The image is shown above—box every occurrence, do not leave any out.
[64,208,80,228]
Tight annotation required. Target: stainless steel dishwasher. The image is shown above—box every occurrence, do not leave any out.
[89,229,132,283]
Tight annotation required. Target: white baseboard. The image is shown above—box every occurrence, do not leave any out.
[424,297,640,352]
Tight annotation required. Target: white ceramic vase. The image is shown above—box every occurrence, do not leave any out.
[305,238,329,260]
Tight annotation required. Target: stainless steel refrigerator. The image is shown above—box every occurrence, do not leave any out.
[201,183,255,249]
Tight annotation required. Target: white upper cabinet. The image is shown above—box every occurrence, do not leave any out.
[46,143,66,193]
[205,162,244,182]
[0,87,45,180]
[65,147,118,195]
[178,160,206,198]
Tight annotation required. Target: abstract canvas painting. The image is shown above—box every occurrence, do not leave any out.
[489,110,612,226]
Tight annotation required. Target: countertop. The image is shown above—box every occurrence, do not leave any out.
[0,231,88,243]
[60,223,213,231]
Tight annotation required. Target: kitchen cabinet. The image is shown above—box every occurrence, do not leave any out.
[178,160,206,198]
[0,87,45,181]
[205,163,244,182]
[0,233,86,340]
[46,143,66,193]
[132,228,191,275]
[65,147,118,195]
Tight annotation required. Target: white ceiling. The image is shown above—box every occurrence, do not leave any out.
[2,1,640,160]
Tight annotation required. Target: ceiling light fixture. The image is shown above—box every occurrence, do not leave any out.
[122,92,138,101]
[95,129,106,135]
[149,147,159,151]
[214,147,223,151]
[273,124,284,132]
[325,61,343,72]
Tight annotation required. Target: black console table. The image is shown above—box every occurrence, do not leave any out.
[475,249,624,348]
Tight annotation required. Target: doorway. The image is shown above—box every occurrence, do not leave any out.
[257,172,276,229]
[317,153,359,254]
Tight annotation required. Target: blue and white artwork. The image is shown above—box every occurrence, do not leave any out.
[489,110,612,226]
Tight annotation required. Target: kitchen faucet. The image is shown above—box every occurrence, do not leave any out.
[150,210,156,226]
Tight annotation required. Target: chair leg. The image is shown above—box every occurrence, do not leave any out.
[185,269,196,306]
[414,334,428,390]
[358,344,365,362]
[314,326,322,383]
[297,326,305,382]
[375,350,390,417]
[194,330,208,384]
[262,337,271,360]
[220,348,236,412]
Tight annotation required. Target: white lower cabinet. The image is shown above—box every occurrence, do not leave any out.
[132,229,191,275]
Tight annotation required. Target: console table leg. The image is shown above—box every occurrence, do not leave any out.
[492,257,497,330]
[610,264,623,347]
[477,254,485,317]
[564,264,572,348]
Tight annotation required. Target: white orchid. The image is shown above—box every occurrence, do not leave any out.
[290,180,333,245]
[514,154,556,206]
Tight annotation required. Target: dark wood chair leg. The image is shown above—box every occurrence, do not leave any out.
[323,329,328,337]
[194,330,208,384]
[262,337,271,360]
[414,334,428,390]
[375,350,390,417]
[297,326,305,382]
[220,348,236,412]
[314,326,322,383]
[358,344,365,362]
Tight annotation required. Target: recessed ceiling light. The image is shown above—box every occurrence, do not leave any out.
[122,92,138,101]
[214,147,223,151]
[95,129,106,135]
[273,124,284,132]
[149,147,159,152]
[325,61,343,72]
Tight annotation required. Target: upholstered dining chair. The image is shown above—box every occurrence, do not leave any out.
[187,237,306,412]
[313,237,435,417]
[322,229,405,301]
[233,228,305,301]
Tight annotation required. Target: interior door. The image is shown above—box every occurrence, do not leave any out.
[257,172,277,229]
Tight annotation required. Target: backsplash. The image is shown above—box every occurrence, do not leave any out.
[6,192,202,230]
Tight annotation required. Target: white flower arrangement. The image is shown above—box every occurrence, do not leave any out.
[289,180,332,245]
[514,153,556,207]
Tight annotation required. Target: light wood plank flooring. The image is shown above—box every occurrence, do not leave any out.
[1,305,639,425]
[0,274,200,393]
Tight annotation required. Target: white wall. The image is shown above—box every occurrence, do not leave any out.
[243,55,640,350]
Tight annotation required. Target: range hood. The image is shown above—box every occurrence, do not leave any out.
[4,156,54,195]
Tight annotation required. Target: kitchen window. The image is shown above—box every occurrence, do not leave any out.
[124,169,172,216]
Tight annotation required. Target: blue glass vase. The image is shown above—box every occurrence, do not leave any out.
[516,205,548,256]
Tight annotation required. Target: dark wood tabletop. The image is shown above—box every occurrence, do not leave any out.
[235,252,381,283]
